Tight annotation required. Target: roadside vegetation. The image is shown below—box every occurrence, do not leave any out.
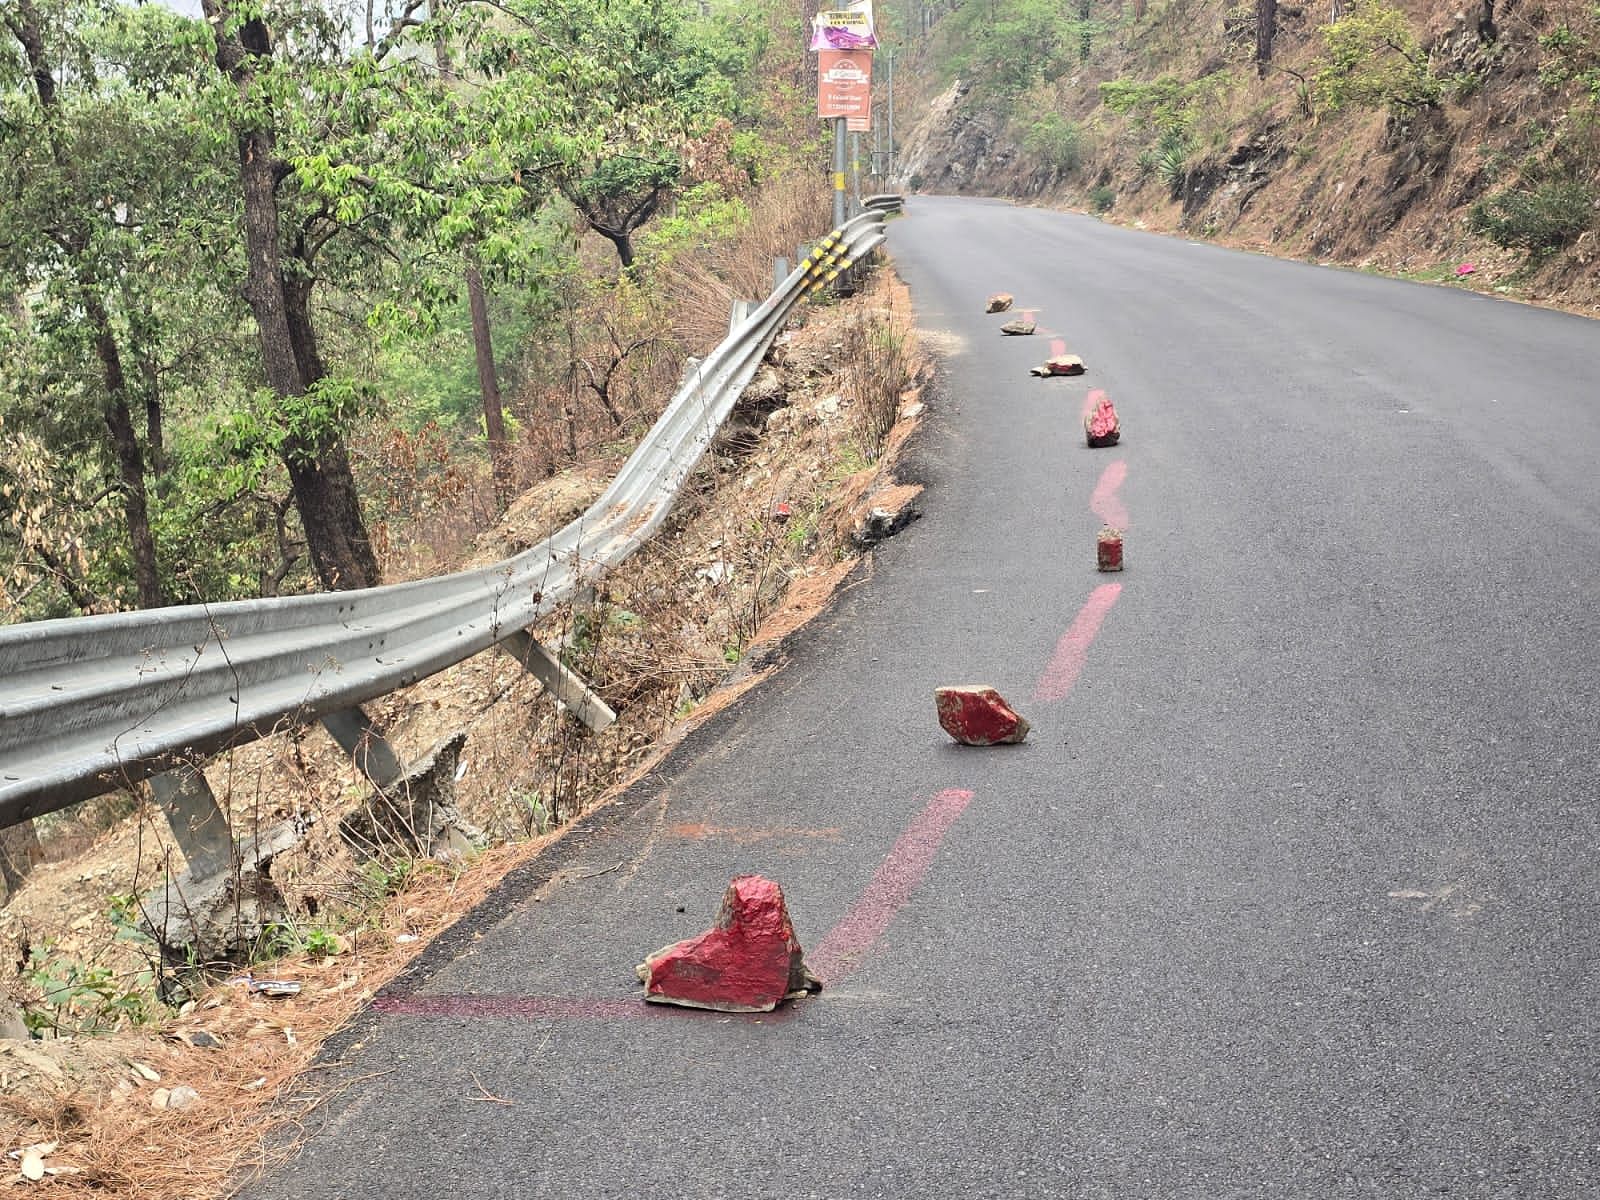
[0,2,935,1180]
[888,0,1600,308]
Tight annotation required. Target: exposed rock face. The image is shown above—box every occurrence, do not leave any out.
[637,875,821,1012]
[935,685,1031,746]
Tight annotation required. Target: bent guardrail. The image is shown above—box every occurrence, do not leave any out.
[0,212,888,826]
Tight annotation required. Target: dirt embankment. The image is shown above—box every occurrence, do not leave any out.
[892,0,1600,314]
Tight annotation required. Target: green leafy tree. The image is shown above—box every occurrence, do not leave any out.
[1316,0,1441,113]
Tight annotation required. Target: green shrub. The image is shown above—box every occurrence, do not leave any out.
[1316,0,1441,113]
[1469,180,1597,254]
[1090,185,1116,212]
[1022,113,1088,175]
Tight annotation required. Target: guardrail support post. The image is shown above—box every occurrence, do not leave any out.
[321,707,406,790]
[148,765,233,880]
[728,299,755,333]
[0,820,42,898]
[499,631,617,732]
[774,257,789,291]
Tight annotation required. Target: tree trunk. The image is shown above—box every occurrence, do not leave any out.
[141,359,166,475]
[464,255,512,507]
[1256,0,1278,76]
[0,820,43,901]
[599,229,635,269]
[208,1,380,592]
[83,292,163,609]
[281,268,381,588]
[8,0,164,610]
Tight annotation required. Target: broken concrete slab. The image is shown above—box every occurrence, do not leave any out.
[339,730,484,863]
[140,816,306,969]
[1030,355,1086,377]
[637,875,821,1012]
[1085,390,1121,447]
[985,293,1014,313]
[935,686,1031,746]
[1097,526,1124,572]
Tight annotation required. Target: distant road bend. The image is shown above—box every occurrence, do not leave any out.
[244,195,1600,1199]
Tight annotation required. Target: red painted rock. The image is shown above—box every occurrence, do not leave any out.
[637,875,821,1012]
[985,293,1015,313]
[1084,391,1121,447]
[1097,526,1124,572]
[1030,354,1086,377]
[935,685,1031,746]
[772,501,793,522]
[999,318,1036,336]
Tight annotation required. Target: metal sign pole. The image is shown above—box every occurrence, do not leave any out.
[833,116,847,228]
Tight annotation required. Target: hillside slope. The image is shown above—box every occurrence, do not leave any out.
[891,0,1600,312]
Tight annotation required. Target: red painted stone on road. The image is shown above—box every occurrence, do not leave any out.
[985,293,1015,313]
[637,875,820,1013]
[1084,390,1121,447]
[935,685,1031,746]
[1097,526,1124,572]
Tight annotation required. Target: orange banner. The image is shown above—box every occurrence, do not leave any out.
[818,50,872,120]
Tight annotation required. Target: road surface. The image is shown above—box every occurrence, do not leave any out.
[245,195,1600,1198]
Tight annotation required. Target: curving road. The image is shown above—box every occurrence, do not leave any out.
[246,195,1600,1198]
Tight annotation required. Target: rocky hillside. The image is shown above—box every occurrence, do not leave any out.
[890,0,1600,311]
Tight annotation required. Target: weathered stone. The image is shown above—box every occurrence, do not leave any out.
[935,686,1031,746]
[339,731,483,863]
[637,875,821,1012]
[999,318,1036,336]
[1030,354,1086,377]
[1085,390,1121,447]
[1097,526,1124,572]
[985,293,1014,313]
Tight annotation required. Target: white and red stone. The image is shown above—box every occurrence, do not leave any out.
[1030,354,1086,377]
[935,685,1031,746]
[1097,526,1124,572]
[985,293,1015,313]
[1084,391,1121,447]
[637,875,821,1012]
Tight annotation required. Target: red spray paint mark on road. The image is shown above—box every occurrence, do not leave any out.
[1050,338,1066,357]
[1033,584,1122,702]
[373,789,976,1020]
[808,788,974,983]
[1090,459,1128,529]
[374,994,651,1020]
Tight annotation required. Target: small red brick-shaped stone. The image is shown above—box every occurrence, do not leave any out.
[935,685,1031,746]
[1084,391,1121,447]
[637,876,819,1012]
[1097,526,1124,572]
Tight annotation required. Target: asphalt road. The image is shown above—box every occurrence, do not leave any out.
[246,196,1600,1198]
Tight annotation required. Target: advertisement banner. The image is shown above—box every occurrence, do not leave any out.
[818,49,873,119]
[809,0,877,51]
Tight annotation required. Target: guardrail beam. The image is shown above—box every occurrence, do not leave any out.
[499,631,617,732]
